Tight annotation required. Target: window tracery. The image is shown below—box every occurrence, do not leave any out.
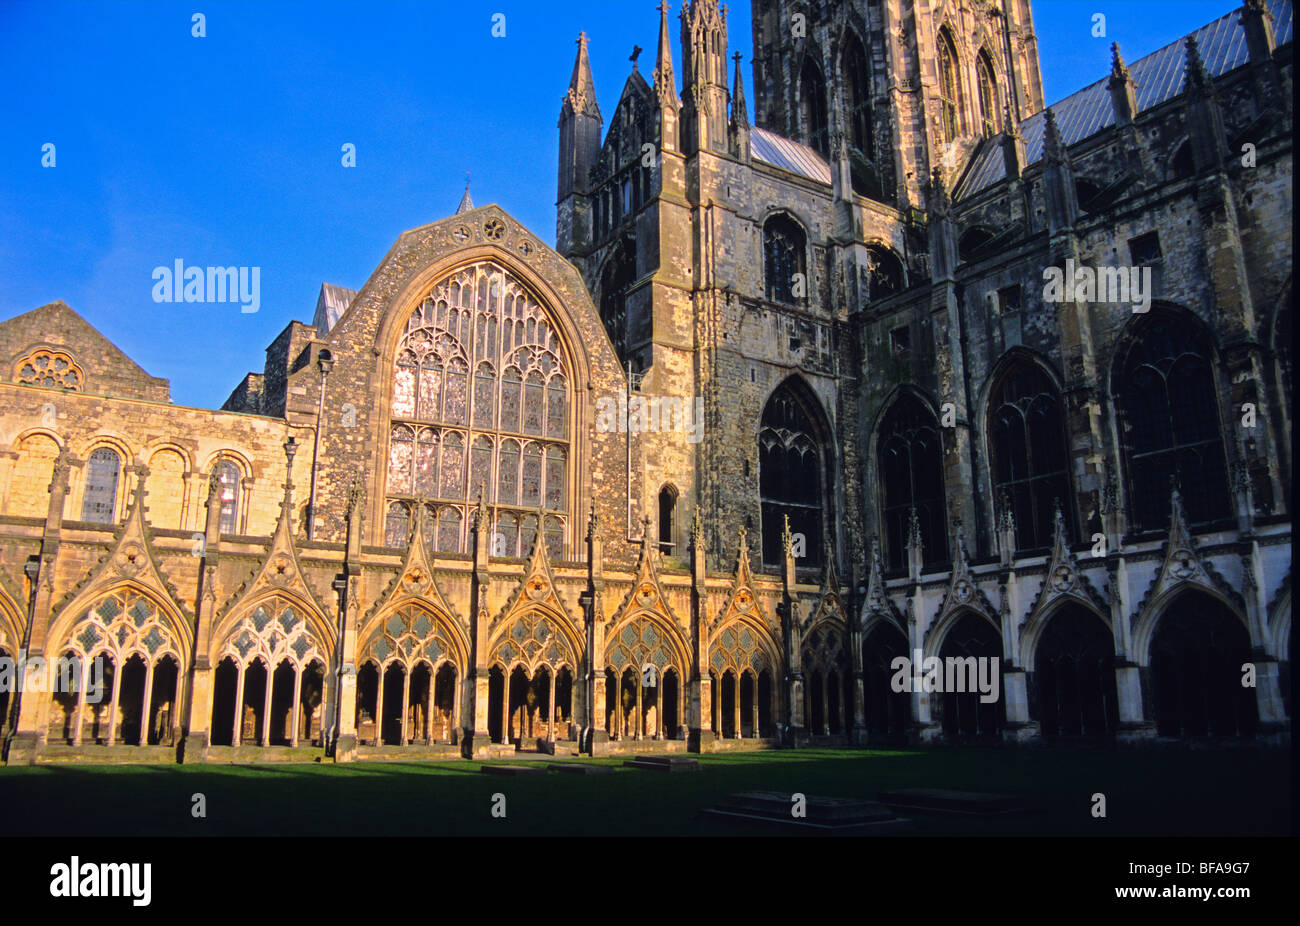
[15,348,83,390]
[388,261,569,556]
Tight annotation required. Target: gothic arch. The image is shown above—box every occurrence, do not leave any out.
[708,613,782,678]
[379,256,580,558]
[922,604,1001,662]
[357,601,470,675]
[1018,596,1111,673]
[758,375,834,568]
[47,581,193,672]
[869,387,947,571]
[0,583,21,652]
[1267,582,1290,663]
[761,211,811,306]
[604,610,691,679]
[981,349,1074,550]
[487,607,583,675]
[370,239,600,547]
[1107,303,1231,533]
[1131,583,1248,668]
[797,50,830,158]
[210,591,334,671]
[596,235,638,367]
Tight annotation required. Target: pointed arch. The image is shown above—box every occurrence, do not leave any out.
[984,351,1073,551]
[1110,304,1230,533]
[873,388,946,571]
[975,47,999,136]
[799,54,829,158]
[840,28,873,156]
[357,601,469,676]
[936,26,963,143]
[210,591,334,671]
[383,258,575,560]
[758,376,833,568]
[47,581,193,673]
[597,236,637,368]
[763,212,808,306]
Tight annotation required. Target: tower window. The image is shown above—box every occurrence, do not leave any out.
[976,50,999,137]
[764,214,807,305]
[937,30,962,144]
[799,57,830,159]
[658,484,678,555]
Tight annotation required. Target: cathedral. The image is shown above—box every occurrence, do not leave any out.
[0,0,1291,765]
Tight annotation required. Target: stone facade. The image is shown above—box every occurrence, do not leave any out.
[0,0,1291,765]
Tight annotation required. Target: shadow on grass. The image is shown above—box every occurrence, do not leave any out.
[0,747,1287,837]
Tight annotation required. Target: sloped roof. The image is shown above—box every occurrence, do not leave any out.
[751,126,833,184]
[957,0,1292,199]
[312,282,358,334]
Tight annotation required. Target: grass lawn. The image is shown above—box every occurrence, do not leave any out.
[0,747,1288,836]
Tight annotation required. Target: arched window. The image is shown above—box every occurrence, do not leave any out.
[764,215,807,306]
[658,484,678,555]
[759,381,828,568]
[215,460,241,535]
[842,32,873,155]
[1115,312,1230,531]
[936,29,961,144]
[81,448,120,524]
[388,261,571,556]
[599,239,636,368]
[864,246,904,300]
[988,363,1072,551]
[799,57,829,158]
[878,395,946,571]
[976,49,998,137]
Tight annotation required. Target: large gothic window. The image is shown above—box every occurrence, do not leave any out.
[764,215,807,306]
[878,395,946,571]
[1115,312,1229,532]
[989,363,1072,551]
[759,381,828,568]
[799,57,829,159]
[388,261,570,556]
[599,238,636,368]
[936,29,961,144]
[976,49,999,137]
[842,32,873,156]
[81,448,120,524]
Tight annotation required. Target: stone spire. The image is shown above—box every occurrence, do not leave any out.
[1183,37,1229,168]
[729,51,750,161]
[563,31,601,120]
[1041,108,1078,235]
[1107,43,1138,125]
[456,174,474,214]
[654,1,677,108]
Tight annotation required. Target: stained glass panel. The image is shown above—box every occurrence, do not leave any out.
[445,358,468,424]
[545,447,565,509]
[499,440,519,506]
[440,432,464,498]
[389,426,414,494]
[418,357,442,419]
[415,429,437,495]
[523,371,544,435]
[501,368,522,433]
[522,444,542,508]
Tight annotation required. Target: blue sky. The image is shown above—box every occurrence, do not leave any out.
[0,0,1243,410]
